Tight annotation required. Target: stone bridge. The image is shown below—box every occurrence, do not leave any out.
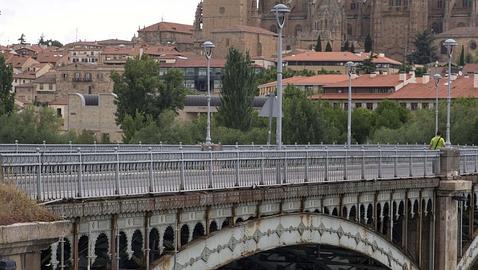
[1,144,478,269]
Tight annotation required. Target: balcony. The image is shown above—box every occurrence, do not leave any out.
[72,77,92,82]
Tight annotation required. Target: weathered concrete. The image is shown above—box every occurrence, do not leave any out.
[0,221,72,270]
[435,147,472,270]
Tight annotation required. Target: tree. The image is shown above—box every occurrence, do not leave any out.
[217,48,256,131]
[364,34,373,53]
[459,45,465,66]
[283,86,323,144]
[406,30,437,65]
[38,34,45,45]
[45,39,63,47]
[18,33,26,45]
[352,108,374,144]
[325,42,333,52]
[0,55,14,115]
[314,35,322,52]
[350,43,355,53]
[373,100,409,130]
[342,40,350,52]
[112,55,185,125]
[358,55,376,74]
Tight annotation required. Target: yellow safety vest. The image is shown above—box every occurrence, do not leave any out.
[430,136,445,150]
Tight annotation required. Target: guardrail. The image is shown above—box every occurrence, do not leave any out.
[0,148,444,202]
[2,142,477,153]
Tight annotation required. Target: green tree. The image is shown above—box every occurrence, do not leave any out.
[358,55,376,74]
[0,55,14,115]
[342,40,349,52]
[314,35,322,52]
[459,45,465,66]
[352,108,374,144]
[364,34,373,53]
[406,30,437,64]
[155,69,186,115]
[283,86,323,144]
[325,42,333,52]
[18,33,26,45]
[217,48,256,131]
[373,100,409,130]
[45,39,63,47]
[38,34,45,45]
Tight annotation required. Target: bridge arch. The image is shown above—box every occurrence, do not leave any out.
[153,213,419,270]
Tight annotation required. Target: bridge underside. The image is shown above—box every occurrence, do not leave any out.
[219,244,388,270]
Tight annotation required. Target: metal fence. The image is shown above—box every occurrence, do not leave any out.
[0,148,444,201]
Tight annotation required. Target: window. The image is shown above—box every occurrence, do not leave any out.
[422,103,429,109]
[85,73,92,81]
[470,40,477,50]
[74,72,81,80]
[400,102,407,108]
[56,108,62,117]
[437,0,444,8]
[355,102,362,108]
[366,103,374,110]
[411,103,418,110]
[39,83,44,90]
[219,7,225,14]
[49,84,53,90]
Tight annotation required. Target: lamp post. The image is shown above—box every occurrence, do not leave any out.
[271,3,290,150]
[443,38,457,146]
[433,73,442,136]
[345,61,355,147]
[202,41,215,145]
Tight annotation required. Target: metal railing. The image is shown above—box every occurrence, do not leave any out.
[2,142,476,153]
[0,147,443,201]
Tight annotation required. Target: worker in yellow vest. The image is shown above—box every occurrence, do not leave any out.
[429,131,446,150]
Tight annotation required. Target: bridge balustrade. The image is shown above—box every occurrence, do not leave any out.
[0,147,450,202]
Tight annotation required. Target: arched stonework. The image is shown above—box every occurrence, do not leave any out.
[153,213,418,270]
[458,233,478,269]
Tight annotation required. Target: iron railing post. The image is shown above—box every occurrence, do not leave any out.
[115,148,120,195]
[77,148,83,198]
[409,150,413,177]
[305,148,309,183]
[36,148,43,201]
[148,147,153,193]
[344,147,348,181]
[283,146,288,184]
[260,148,264,185]
[208,146,213,189]
[325,147,329,182]
[235,145,239,187]
[394,147,398,178]
[361,146,365,180]
[423,147,427,177]
[180,145,184,191]
[378,146,382,179]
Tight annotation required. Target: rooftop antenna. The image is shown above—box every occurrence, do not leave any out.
[161,14,164,22]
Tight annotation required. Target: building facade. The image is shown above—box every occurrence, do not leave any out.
[195,0,478,62]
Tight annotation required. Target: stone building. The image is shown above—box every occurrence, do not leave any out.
[55,63,123,99]
[137,22,195,51]
[194,0,478,63]
[66,93,122,142]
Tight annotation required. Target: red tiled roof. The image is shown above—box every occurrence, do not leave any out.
[6,55,36,68]
[389,76,478,99]
[323,74,401,88]
[33,71,56,84]
[102,46,139,56]
[311,93,392,100]
[139,22,193,35]
[160,57,226,68]
[284,51,363,62]
[212,25,277,36]
[358,52,402,65]
[463,64,478,74]
[14,72,36,79]
[142,45,178,56]
[260,75,349,88]
[36,51,65,64]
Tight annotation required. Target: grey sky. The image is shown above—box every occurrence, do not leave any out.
[0,0,199,45]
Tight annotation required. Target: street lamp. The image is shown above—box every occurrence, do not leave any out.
[345,61,355,147]
[271,3,290,150]
[443,38,457,146]
[202,41,215,145]
[433,73,442,136]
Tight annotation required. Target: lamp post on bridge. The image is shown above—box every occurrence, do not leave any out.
[433,73,442,136]
[443,38,457,146]
[202,41,215,145]
[271,3,290,150]
[345,61,355,147]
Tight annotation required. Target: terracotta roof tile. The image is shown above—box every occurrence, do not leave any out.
[284,51,363,62]
[160,57,226,68]
[259,75,349,88]
[463,64,478,74]
[389,76,478,99]
[311,93,392,100]
[33,72,56,84]
[212,25,277,36]
[102,46,139,56]
[323,74,401,88]
[139,22,193,35]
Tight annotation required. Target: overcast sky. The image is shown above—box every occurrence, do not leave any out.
[0,0,199,45]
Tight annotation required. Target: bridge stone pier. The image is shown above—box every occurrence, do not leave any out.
[1,144,478,269]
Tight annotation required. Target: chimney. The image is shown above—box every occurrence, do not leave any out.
[399,72,407,82]
[422,73,430,84]
[474,73,478,88]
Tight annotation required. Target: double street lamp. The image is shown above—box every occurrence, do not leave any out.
[443,38,457,146]
[202,41,215,145]
[345,61,355,147]
[271,4,290,150]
